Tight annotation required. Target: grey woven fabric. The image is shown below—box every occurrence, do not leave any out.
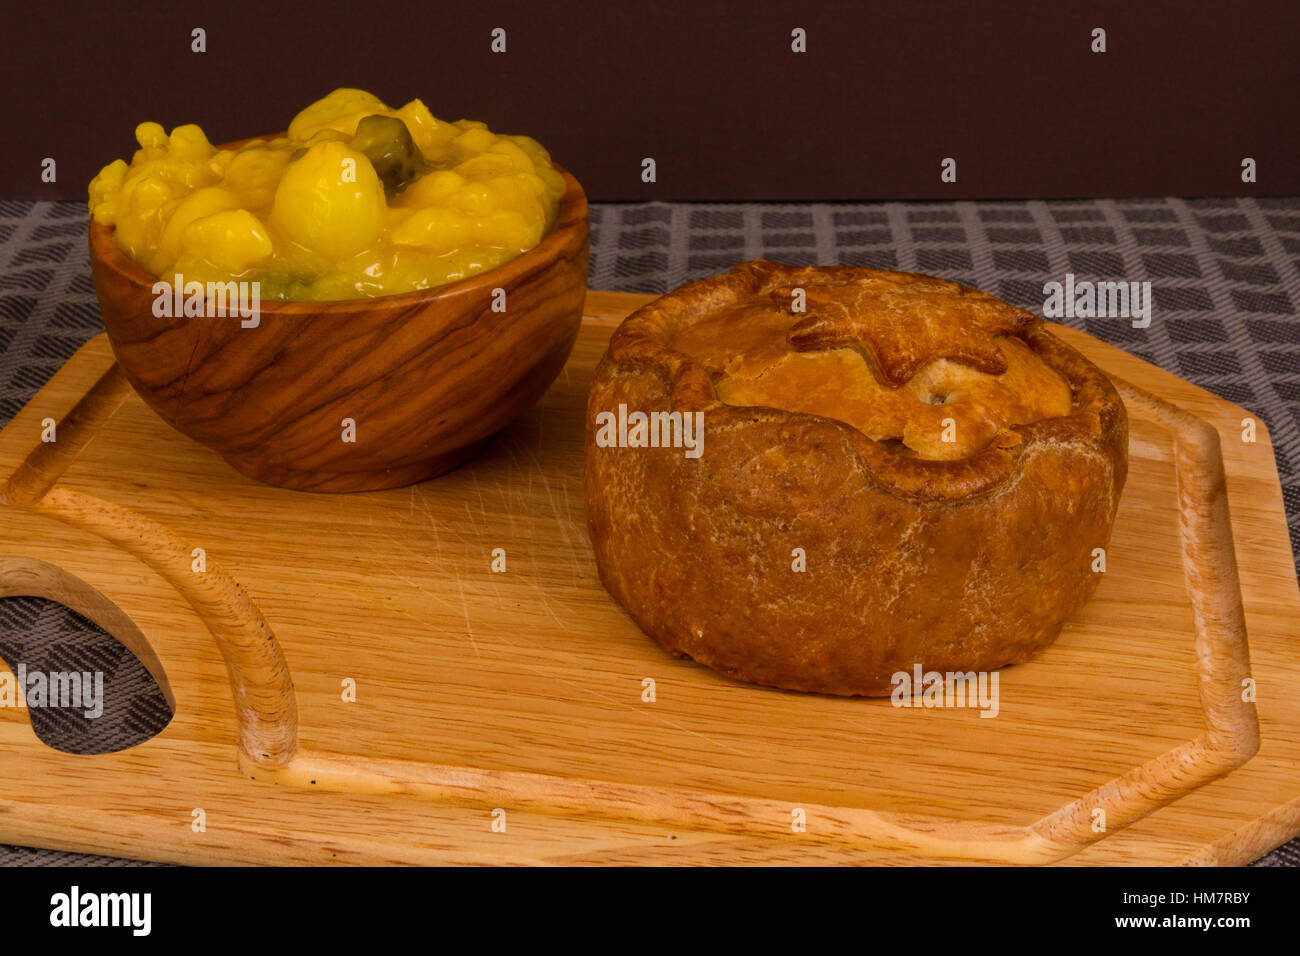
[1,198,1297,867]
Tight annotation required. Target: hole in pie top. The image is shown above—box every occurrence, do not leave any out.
[669,289,1072,460]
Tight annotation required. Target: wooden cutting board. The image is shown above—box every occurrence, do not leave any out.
[0,290,1297,866]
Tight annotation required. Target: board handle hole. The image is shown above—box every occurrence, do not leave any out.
[0,597,172,754]
[0,556,175,755]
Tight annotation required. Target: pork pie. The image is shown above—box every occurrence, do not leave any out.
[585,260,1128,696]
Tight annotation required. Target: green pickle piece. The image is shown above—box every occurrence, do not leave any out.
[347,115,433,199]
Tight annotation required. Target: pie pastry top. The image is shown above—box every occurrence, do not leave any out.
[670,270,1072,460]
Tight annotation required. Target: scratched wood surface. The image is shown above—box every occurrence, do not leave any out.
[0,290,1296,865]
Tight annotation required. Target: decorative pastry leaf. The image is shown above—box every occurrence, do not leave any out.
[777,275,1035,387]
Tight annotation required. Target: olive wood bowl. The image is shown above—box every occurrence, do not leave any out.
[89,164,588,492]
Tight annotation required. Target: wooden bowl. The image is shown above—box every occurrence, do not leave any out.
[89,166,588,492]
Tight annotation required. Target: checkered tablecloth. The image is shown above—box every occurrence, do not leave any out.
[1,197,1297,866]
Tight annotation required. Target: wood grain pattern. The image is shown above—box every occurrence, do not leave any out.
[0,290,1296,866]
[87,168,589,493]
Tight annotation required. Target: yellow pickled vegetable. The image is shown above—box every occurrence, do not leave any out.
[271,141,388,259]
[179,209,273,274]
[88,88,567,300]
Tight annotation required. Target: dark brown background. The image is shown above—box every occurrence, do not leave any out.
[2,0,1296,201]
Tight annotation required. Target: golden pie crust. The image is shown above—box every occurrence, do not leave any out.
[584,260,1129,696]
